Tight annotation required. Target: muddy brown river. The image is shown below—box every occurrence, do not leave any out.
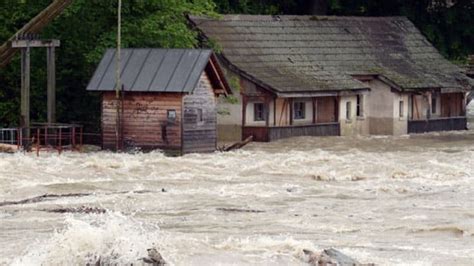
[1,104,473,265]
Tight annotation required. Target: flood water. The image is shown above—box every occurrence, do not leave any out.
[1,103,473,265]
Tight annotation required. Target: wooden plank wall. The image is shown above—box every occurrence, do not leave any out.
[268,123,340,141]
[441,93,464,117]
[408,117,467,133]
[316,96,337,123]
[102,92,182,150]
[182,72,217,154]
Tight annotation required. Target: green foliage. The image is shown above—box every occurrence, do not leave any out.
[0,0,217,128]
[228,76,241,92]
[0,0,471,128]
[203,37,222,53]
[224,95,239,104]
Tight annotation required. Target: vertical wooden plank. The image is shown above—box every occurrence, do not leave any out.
[242,95,247,126]
[273,97,276,126]
[312,97,316,124]
[427,92,432,119]
[289,98,293,125]
[20,47,31,142]
[265,97,270,127]
[47,46,56,124]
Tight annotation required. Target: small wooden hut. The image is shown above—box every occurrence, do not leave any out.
[87,49,231,154]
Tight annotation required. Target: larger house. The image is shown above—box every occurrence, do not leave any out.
[189,15,473,141]
[87,48,231,153]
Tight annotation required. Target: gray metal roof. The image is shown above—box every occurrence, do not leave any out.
[87,49,212,92]
[190,15,473,93]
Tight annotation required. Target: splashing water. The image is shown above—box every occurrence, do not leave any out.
[1,128,474,265]
[11,212,161,265]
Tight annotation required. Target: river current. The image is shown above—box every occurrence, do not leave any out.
[1,103,473,265]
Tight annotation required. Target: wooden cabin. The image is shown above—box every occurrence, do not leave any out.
[189,15,473,141]
[87,49,231,153]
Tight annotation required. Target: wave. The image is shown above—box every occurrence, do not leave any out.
[11,212,162,265]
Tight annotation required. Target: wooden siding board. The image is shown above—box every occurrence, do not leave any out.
[182,71,217,153]
[408,117,467,133]
[101,91,182,149]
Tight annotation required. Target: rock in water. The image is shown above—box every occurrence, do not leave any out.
[303,248,373,266]
[141,248,166,265]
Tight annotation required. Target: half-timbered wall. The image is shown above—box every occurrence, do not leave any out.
[102,92,182,150]
[182,72,217,153]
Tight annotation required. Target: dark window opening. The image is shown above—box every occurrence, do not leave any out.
[254,103,265,121]
[399,101,404,118]
[431,95,437,114]
[356,95,363,117]
[346,101,351,120]
[293,102,305,119]
[196,108,203,123]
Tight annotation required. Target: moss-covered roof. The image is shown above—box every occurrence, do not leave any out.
[190,15,473,93]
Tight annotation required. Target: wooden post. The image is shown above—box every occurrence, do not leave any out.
[427,92,432,119]
[312,97,316,124]
[58,127,62,154]
[20,47,31,137]
[273,98,276,126]
[265,97,270,127]
[115,0,122,151]
[36,128,40,156]
[72,126,76,150]
[47,46,56,124]
[289,98,293,125]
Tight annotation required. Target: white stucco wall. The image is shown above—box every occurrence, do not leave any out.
[339,94,369,136]
[392,93,409,135]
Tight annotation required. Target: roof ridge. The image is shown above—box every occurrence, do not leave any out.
[191,14,408,21]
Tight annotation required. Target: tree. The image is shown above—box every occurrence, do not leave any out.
[0,0,216,128]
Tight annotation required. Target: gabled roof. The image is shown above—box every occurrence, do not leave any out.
[87,48,229,93]
[189,15,473,94]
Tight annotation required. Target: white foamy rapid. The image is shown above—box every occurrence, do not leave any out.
[1,130,474,265]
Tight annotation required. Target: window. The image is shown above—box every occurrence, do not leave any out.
[431,95,437,114]
[356,95,364,117]
[196,108,203,123]
[399,101,404,118]
[346,101,352,120]
[254,103,265,121]
[167,109,176,123]
[293,102,305,120]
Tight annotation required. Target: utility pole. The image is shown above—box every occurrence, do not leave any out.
[115,0,122,151]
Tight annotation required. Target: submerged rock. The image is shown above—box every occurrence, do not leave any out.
[303,248,373,266]
[140,248,167,265]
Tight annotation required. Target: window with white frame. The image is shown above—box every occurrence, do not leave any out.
[293,102,305,120]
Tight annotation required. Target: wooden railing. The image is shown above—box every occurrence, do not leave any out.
[243,122,340,142]
[408,117,467,133]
